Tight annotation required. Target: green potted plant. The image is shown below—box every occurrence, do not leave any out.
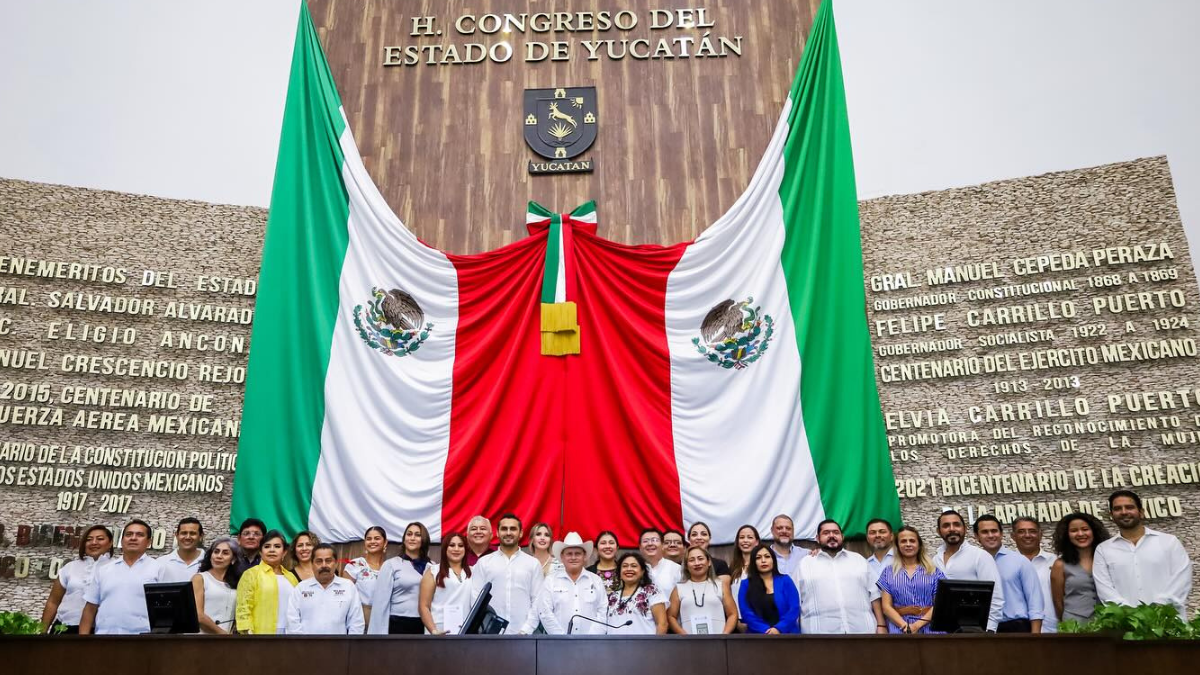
[1059,602,1199,640]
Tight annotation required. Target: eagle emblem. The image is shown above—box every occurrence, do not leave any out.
[691,297,774,370]
[353,287,433,357]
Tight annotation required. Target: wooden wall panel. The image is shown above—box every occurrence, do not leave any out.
[307,0,818,252]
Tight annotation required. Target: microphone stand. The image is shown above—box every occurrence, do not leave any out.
[567,614,634,635]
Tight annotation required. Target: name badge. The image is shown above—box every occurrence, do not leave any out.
[690,616,711,635]
[443,604,465,634]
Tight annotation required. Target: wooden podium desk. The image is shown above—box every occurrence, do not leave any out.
[2,634,1197,675]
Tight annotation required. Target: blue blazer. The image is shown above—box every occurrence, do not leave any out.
[738,573,801,634]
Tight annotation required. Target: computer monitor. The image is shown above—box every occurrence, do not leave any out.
[930,579,994,633]
[459,582,509,635]
[143,582,200,634]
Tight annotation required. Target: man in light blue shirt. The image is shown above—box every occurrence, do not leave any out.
[974,514,1043,633]
[770,514,802,577]
[864,518,895,583]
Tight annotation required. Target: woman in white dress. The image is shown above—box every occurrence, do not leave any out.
[40,525,113,633]
[605,552,667,635]
[418,532,478,634]
[527,522,564,577]
[192,536,240,634]
[343,526,388,612]
[668,546,738,634]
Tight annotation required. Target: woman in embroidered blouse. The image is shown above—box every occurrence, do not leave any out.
[605,552,668,635]
[527,522,564,577]
[343,526,388,612]
[738,544,800,634]
[367,521,432,634]
[877,526,945,634]
[418,532,477,635]
[586,531,620,592]
[668,546,738,634]
[41,524,113,633]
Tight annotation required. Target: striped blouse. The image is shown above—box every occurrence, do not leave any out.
[876,564,945,634]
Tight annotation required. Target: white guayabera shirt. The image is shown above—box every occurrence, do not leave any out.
[792,549,880,634]
[470,548,544,633]
[527,568,607,634]
[1093,527,1193,619]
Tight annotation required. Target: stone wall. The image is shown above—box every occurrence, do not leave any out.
[861,157,1200,610]
[0,178,263,615]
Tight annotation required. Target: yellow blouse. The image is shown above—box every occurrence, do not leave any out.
[235,562,298,634]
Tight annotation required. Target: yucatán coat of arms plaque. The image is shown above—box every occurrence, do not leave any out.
[524,86,598,174]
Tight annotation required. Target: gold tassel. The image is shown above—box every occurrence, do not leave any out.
[540,302,580,355]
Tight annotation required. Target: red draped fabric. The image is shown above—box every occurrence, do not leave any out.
[442,222,688,543]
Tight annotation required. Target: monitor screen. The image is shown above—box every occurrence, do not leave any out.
[144,581,200,634]
[460,582,509,635]
[930,579,994,633]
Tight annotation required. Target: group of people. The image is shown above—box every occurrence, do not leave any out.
[40,489,1193,636]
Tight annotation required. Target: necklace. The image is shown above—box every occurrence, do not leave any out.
[617,587,639,612]
[692,587,706,607]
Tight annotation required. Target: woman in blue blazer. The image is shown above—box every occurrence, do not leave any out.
[737,544,800,634]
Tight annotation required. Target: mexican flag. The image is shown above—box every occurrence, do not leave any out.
[232,1,899,544]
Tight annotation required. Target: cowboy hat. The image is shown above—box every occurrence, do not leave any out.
[551,531,593,558]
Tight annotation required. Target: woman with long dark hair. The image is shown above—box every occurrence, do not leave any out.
[1050,512,1110,624]
[40,525,113,633]
[343,525,388,613]
[285,530,318,581]
[368,521,432,634]
[418,532,477,634]
[727,524,761,628]
[605,552,667,634]
[193,536,241,634]
[737,544,799,634]
[587,531,620,592]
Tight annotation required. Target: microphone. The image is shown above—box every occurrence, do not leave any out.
[567,614,633,634]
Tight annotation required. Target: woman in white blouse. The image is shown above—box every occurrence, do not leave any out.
[418,532,478,634]
[192,536,240,634]
[605,552,667,635]
[40,525,113,633]
[726,524,761,630]
[668,546,738,634]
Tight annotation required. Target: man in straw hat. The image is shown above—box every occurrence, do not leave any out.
[522,532,608,634]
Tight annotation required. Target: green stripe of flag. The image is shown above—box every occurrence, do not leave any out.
[231,4,351,537]
[541,214,563,303]
[778,1,901,535]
